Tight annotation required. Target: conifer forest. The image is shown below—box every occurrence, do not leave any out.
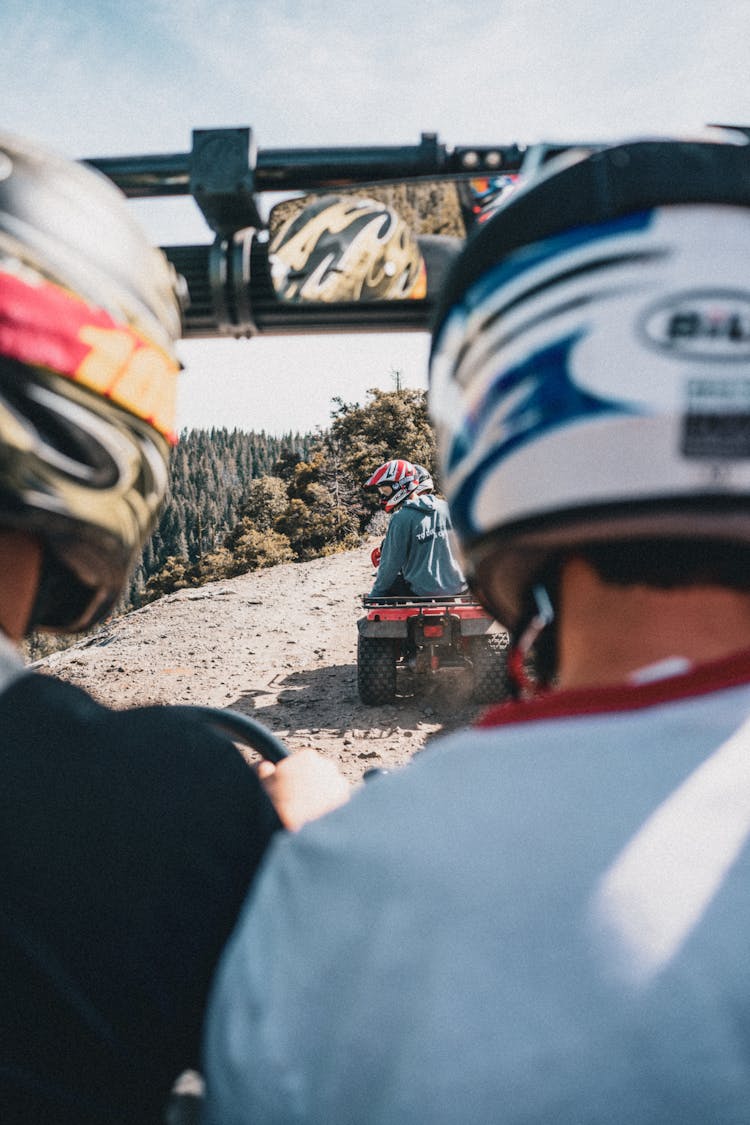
[125,387,437,611]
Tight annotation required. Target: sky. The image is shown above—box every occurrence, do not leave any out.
[2,0,749,435]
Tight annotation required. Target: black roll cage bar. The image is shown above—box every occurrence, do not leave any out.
[81,127,548,339]
[83,125,749,341]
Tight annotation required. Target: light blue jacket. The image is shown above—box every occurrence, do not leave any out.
[203,656,750,1124]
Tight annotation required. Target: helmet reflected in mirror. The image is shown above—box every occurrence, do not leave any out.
[0,130,185,633]
[268,194,427,302]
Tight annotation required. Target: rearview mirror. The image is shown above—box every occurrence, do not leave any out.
[267,181,469,304]
[94,128,728,335]
[84,129,585,336]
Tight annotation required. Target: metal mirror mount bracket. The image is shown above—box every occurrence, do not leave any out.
[190,127,265,236]
[208,227,259,338]
[164,226,261,338]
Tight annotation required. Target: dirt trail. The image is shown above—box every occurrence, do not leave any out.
[37,541,490,783]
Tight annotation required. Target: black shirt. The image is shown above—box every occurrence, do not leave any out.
[0,671,282,1124]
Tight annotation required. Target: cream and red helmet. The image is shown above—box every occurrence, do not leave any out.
[269,194,427,303]
[429,135,750,630]
[364,459,421,512]
[0,130,184,631]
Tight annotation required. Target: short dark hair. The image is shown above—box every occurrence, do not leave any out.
[577,539,750,591]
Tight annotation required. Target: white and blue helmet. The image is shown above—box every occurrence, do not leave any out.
[429,136,750,628]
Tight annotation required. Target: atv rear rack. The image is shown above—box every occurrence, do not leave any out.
[360,593,506,639]
[362,592,478,607]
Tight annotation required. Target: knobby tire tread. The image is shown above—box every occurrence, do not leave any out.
[357,635,397,704]
[470,634,509,704]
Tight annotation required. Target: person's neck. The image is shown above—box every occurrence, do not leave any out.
[556,556,750,690]
[0,529,43,643]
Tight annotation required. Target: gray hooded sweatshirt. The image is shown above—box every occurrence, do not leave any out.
[370,493,467,597]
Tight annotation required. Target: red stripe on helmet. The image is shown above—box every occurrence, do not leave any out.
[0,269,179,441]
[0,269,115,374]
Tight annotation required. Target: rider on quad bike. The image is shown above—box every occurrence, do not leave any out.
[369,462,434,569]
[364,458,467,597]
[360,460,506,706]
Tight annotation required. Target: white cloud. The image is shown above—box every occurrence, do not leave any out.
[149,0,750,144]
[175,332,430,435]
[5,0,748,159]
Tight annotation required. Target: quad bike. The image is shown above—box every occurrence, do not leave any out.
[357,592,510,705]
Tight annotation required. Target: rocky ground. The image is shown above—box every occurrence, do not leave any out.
[36,540,497,786]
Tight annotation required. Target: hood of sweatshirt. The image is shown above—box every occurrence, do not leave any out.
[403,494,440,515]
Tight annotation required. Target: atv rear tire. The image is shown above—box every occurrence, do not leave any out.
[357,635,397,704]
[470,634,509,704]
